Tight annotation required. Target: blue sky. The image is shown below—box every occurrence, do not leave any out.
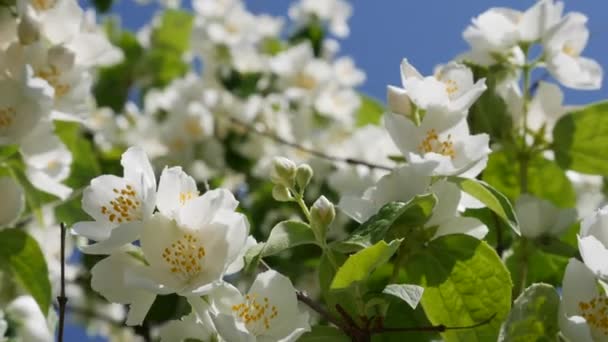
[65,0,608,340]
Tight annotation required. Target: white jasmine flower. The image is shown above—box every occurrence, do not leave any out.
[388,60,486,121]
[3,42,93,121]
[385,111,490,177]
[462,1,564,64]
[20,121,72,200]
[333,57,365,87]
[567,171,605,218]
[210,270,310,342]
[543,12,602,90]
[5,296,54,342]
[90,251,157,326]
[0,176,25,228]
[578,205,608,281]
[339,162,488,240]
[314,86,360,125]
[289,0,352,38]
[560,258,608,341]
[327,125,398,196]
[515,194,577,239]
[72,146,156,254]
[133,188,249,296]
[0,66,53,145]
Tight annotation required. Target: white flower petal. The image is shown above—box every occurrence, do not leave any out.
[157,166,198,218]
[71,221,113,241]
[80,221,142,254]
[578,235,608,281]
[0,176,24,228]
[561,258,599,317]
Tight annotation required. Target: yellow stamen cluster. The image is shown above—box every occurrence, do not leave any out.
[295,72,317,90]
[578,295,608,336]
[562,41,580,57]
[418,129,456,159]
[231,294,279,334]
[0,107,16,129]
[443,79,458,96]
[184,117,204,137]
[32,0,55,10]
[179,191,197,205]
[100,185,141,223]
[35,66,71,99]
[162,233,206,279]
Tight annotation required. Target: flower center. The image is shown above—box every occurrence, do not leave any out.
[231,293,279,335]
[162,233,206,280]
[100,184,141,224]
[32,0,56,10]
[184,117,204,138]
[295,72,317,90]
[442,79,459,98]
[418,129,456,159]
[179,191,198,205]
[562,41,580,57]
[578,295,608,337]
[0,107,16,130]
[35,66,71,99]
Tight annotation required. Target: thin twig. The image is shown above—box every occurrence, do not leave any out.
[296,291,351,333]
[371,313,497,334]
[224,115,393,171]
[57,222,68,342]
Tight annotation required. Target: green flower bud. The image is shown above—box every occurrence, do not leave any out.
[272,185,292,202]
[270,157,296,187]
[295,164,313,190]
[310,196,335,235]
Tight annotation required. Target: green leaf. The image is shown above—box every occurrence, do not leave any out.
[506,241,568,289]
[498,284,560,342]
[288,20,324,56]
[244,221,317,271]
[0,145,18,160]
[382,284,424,309]
[93,27,143,111]
[533,235,579,259]
[55,121,101,188]
[449,177,520,235]
[299,326,350,342]
[404,234,512,342]
[335,194,436,252]
[331,239,401,290]
[467,80,513,143]
[483,151,576,208]
[553,101,608,175]
[0,230,51,313]
[356,94,385,127]
[151,10,193,53]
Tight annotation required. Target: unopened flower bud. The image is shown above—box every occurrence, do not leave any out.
[18,12,40,45]
[310,196,335,232]
[270,157,296,187]
[295,164,313,190]
[272,185,292,202]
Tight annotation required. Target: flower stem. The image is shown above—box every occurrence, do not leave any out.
[295,195,312,222]
[57,222,68,342]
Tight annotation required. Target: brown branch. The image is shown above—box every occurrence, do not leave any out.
[296,291,350,333]
[57,222,68,342]
[224,115,393,171]
[370,313,497,334]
